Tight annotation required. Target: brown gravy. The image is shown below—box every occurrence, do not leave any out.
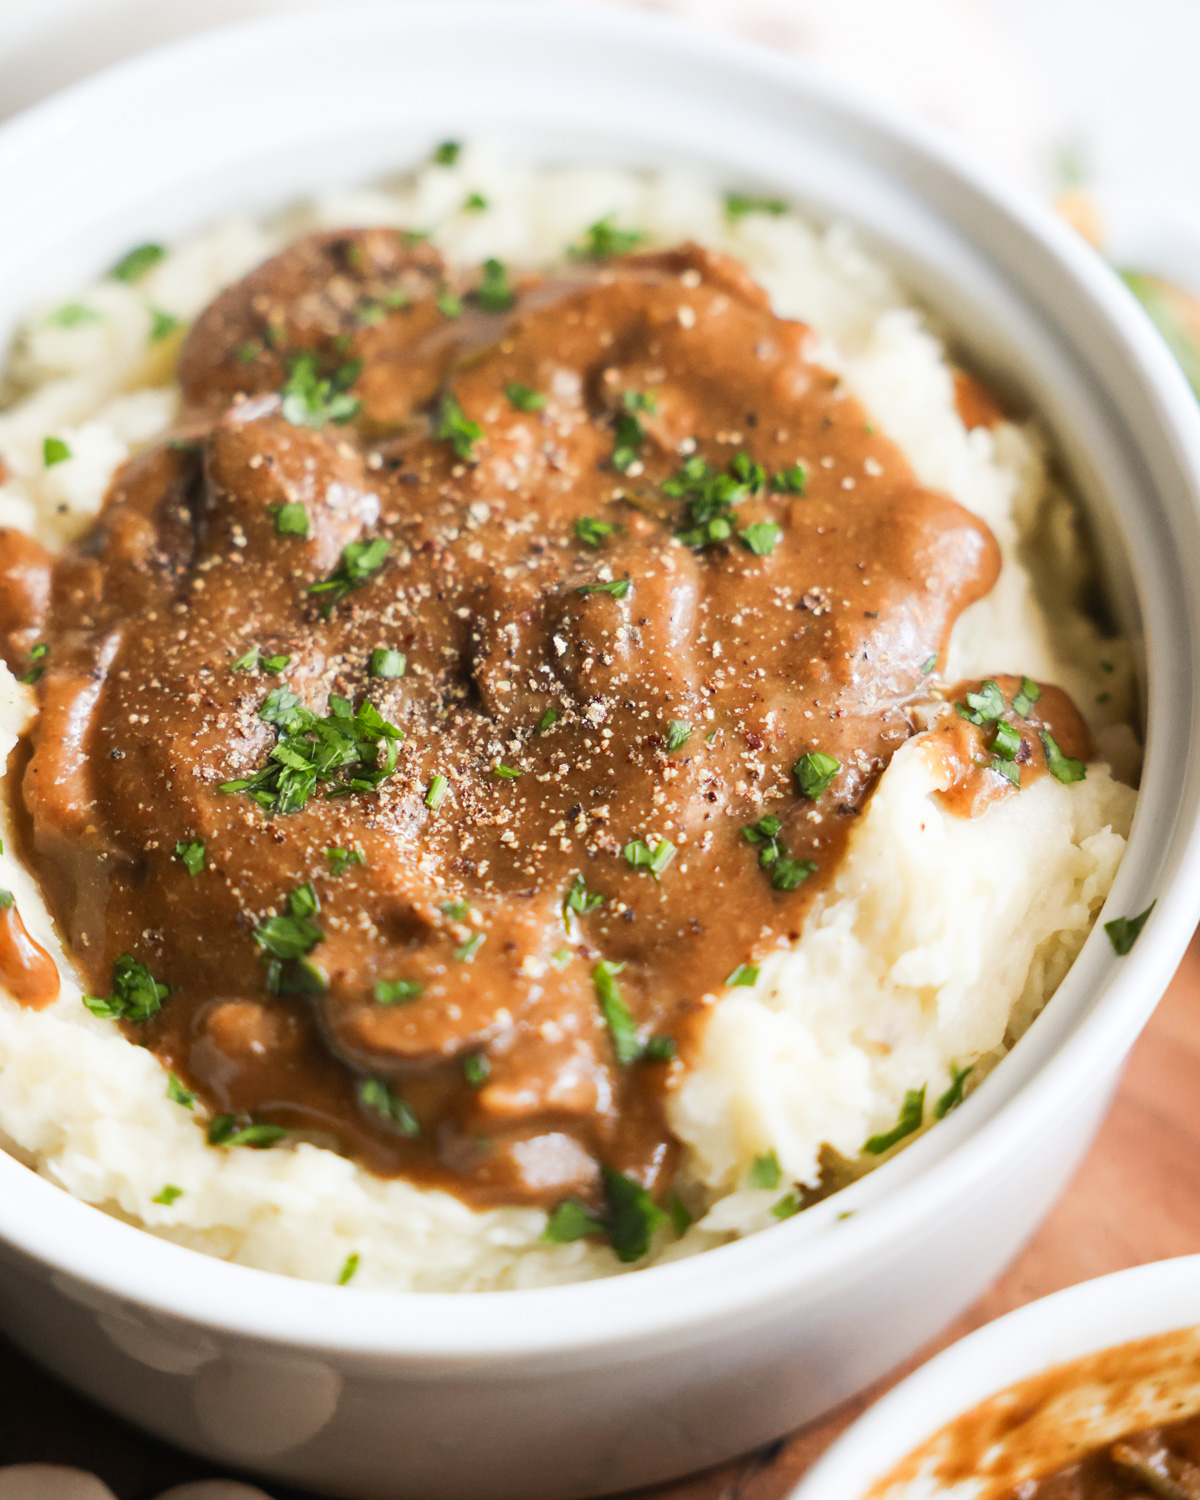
[1,227,1083,1216]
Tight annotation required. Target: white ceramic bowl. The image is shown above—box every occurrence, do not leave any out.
[793,1254,1200,1497]
[0,6,1199,1499]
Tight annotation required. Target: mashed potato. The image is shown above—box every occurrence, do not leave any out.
[0,146,1137,1290]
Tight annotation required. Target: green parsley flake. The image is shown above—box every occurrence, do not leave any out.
[111,242,165,282]
[665,453,766,547]
[166,1073,196,1109]
[425,773,449,810]
[644,1035,676,1062]
[20,643,47,684]
[740,521,782,556]
[992,719,1021,761]
[724,193,787,222]
[463,1052,491,1088]
[538,708,559,731]
[594,960,641,1066]
[310,536,390,613]
[152,1185,184,1206]
[338,1252,360,1285]
[358,1077,419,1137]
[174,839,205,877]
[575,516,614,548]
[355,301,386,327]
[433,140,461,165]
[771,464,807,495]
[988,756,1021,788]
[622,837,676,877]
[493,764,522,780]
[463,191,488,212]
[1012,676,1042,717]
[436,290,463,319]
[743,812,817,890]
[43,436,70,467]
[542,1199,604,1244]
[771,857,816,892]
[920,654,938,675]
[934,1063,973,1119]
[665,720,692,753]
[0,891,12,912]
[570,216,647,261]
[611,402,646,472]
[670,1193,694,1237]
[148,308,179,343]
[280,353,362,428]
[324,847,364,879]
[272,501,309,537]
[550,946,573,969]
[564,873,604,921]
[772,1192,801,1220]
[221,1122,287,1150]
[1105,901,1156,955]
[505,381,546,412]
[474,258,515,312]
[747,1150,782,1189]
[602,1165,668,1262]
[576,576,632,599]
[454,932,485,963]
[374,979,422,1005]
[436,392,483,461]
[230,646,260,673]
[441,898,470,921]
[47,302,100,327]
[255,884,323,962]
[261,653,290,674]
[794,750,840,800]
[368,647,406,679]
[1041,729,1086,784]
[957,680,1006,726]
[864,1087,925,1155]
[83,954,170,1023]
[726,964,759,988]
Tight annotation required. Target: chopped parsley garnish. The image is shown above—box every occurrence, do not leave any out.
[272,501,309,537]
[463,191,488,212]
[166,1072,196,1109]
[368,647,406,679]
[82,954,170,1023]
[1040,730,1086,784]
[644,1035,676,1062]
[221,687,403,812]
[505,381,546,412]
[770,856,817,891]
[670,1194,693,1237]
[920,654,938,675]
[338,1253,360,1285]
[570,216,646,261]
[772,1192,801,1220]
[463,1053,491,1088]
[726,964,759,988]
[863,1087,925,1155]
[602,1165,668,1262]
[575,576,631,599]
[493,764,522,780]
[358,1077,419,1137]
[743,813,783,864]
[355,301,386,326]
[433,140,461,165]
[771,464,807,495]
[47,302,99,327]
[724,193,787,222]
[1012,676,1041,717]
[550,946,573,969]
[230,646,261,672]
[436,290,463,319]
[665,720,692,753]
[988,756,1021,788]
[747,1150,782,1189]
[374,979,422,1005]
[542,1199,604,1244]
[739,521,782,556]
[326,845,365,877]
[280,353,362,428]
[611,392,652,472]
[435,392,483,461]
[538,707,558,731]
[441,898,470,921]
[574,516,614,548]
[564,873,604,920]
[957,679,1006,726]
[174,839,205,877]
[208,1117,287,1149]
[1105,901,1156,955]
[310,536,390,612]
[992,720,1021,760]
[43,436,70,467]
[594,960,641,1065]
[148,308,179,344]
[934,1063,972,1119]
[622,837,676,877]
[0,892,11,911]
[255,884,323,962]
[664,453,765,547]
[794,750,840,800]
[20,642,47,684]
[425,773,449,810]
[111,242,165,282]
[474,257,515,312]
[152,1185,183,1206]
[454,932,485,963]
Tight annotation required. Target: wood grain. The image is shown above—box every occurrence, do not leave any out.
[3,937,1199,1500]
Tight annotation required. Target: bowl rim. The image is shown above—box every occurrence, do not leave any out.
[791,1253,1200,1497]
[0,0,1198,1360]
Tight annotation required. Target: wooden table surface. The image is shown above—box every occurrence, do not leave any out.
[4,934,1200,1500]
